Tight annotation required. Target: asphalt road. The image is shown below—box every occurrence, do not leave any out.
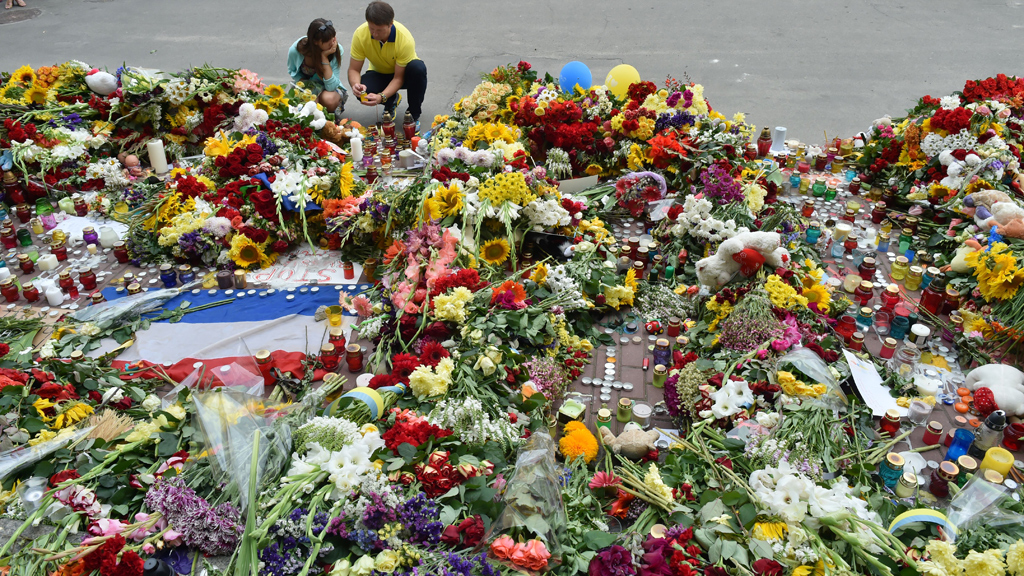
[2,0,1023,142]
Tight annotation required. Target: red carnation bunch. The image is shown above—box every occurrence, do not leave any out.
[431,166,470,183]
[627,80,657,103]
[930,107,973,134]
[381,418,452,452]
[214,143,265,178]
[963,74,1024,103]
[264,119,315,148]
[430,268,487,297]
[174,175,209,198]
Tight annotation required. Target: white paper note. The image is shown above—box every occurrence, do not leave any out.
[843,350,906,417]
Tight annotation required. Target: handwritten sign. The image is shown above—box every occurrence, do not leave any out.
[247,244,364,286]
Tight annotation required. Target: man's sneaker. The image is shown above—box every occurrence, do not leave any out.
[385,92,402,115]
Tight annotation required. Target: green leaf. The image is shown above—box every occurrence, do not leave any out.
[397,442,418,464]
[750,539,774,560]
[708,539,723,563]
[33,460,55,478]
[700,499,727,523]
[739,503,757,527]
[721,491,746,506]
[582,530,617,551]
[21,417,46,434]
[99,475,117,488]
[439,505,459,526]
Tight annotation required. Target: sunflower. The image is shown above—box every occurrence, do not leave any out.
[420,198,442,223]
[12,65,36,86]
[229,234,272,269]
[338,162,354,197]
[53,402,94,429]
[22,85,49,106]
[530,262,548,285]
[980,266,1024,301]
[802,284,832,312]
[480,238,510,265]
[750,521,788,542]
[264,84,286,99]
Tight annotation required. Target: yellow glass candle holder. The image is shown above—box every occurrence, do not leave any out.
[327,305,343,327]
[980,446,1014,477]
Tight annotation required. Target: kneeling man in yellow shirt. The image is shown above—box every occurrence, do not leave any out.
[347,1,427,124]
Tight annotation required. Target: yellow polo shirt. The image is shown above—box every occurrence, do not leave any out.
[350,21,417,75]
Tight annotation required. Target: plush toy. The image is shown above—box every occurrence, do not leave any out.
[599,422,660,460]
[966,364,1024,417]
[962,189,1024,239]
[695,231,790,288]
[946,238,983,274]
[84,69,118,96]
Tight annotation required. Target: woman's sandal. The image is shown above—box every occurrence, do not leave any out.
[5,1,14,10]
[15,0,26,7]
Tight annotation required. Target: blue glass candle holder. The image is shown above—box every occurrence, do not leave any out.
[945,429,975,462]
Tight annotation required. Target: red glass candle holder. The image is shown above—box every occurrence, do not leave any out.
[113,242,129,263]
[79,269,97,291]
[0,279,18,303]
[345,343,364,372]
[1003,423,1024,451]
[343,262,355,280]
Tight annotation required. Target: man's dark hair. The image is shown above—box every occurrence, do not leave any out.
[365,1,394,25]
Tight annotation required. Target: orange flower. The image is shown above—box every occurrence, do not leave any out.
[49,561,84,576]
[383,240,406,265]
[520,539,552,571]
[490,535,517,560]
[609,488,635,518]
[490,280,527,305]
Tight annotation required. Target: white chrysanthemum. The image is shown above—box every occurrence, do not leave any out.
[940,95,962,110]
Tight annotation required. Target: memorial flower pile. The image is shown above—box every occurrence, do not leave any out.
[8,57,1024,576]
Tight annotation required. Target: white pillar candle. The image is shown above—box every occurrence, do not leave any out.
[0,267,10,282]
[98,226,119,248]
[87,244,97,255]
[398,149,414,168]
[147,139,168,174]
[350,136,363,165]
[45,286,64,306]
[37,254,58,271]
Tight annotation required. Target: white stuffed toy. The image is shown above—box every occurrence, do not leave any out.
[84,69,118,96]
[695,231,790,288]
[966,364,1024,417]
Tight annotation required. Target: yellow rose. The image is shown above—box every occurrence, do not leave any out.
[374,550,399,573]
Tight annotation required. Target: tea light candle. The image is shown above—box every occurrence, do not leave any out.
[37,254,58,271]
[147,139,169,174]
[980,447,1014,477]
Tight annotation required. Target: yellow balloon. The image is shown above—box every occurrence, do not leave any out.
[604,64,641,98]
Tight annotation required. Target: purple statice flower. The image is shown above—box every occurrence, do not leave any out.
[700,163,745,205]
[144,477,242,556]
[361,492,397,530]
[992,159,1005,171]
[398,492,443,545]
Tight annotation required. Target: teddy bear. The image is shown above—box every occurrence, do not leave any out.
[600,422,660,460]
[695,231,790,288]
[962,189,1024,239]
[965,363,1024,418]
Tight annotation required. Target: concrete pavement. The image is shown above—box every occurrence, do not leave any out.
[1,0,1023,142]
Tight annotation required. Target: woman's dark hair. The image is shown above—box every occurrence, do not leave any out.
[365,1,394,25]
[299,18,341,67]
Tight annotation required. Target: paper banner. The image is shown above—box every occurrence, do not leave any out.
[246,244,363,286]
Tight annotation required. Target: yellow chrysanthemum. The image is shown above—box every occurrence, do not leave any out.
[12,65,37,86]
[480,238,510,266]
[229,234,272,269]
[432,183,464,218]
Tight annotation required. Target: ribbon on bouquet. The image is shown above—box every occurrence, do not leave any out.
[325,382,408,421]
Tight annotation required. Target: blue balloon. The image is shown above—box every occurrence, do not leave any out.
[559,61,592,94]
